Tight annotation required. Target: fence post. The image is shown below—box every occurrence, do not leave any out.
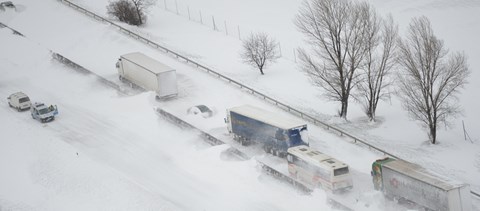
[164,0,167,10]
[175,0,179,14]
[278,43,282,57]
[293,49,297,63]
[237,25,241,40]
[199,10,203,24]
[224,20,228,35]
[212,16,217,31]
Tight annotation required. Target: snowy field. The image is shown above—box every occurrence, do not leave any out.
[1,0,480,210]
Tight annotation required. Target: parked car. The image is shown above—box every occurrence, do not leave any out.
[0,1,15,8]
[31,102,58,123]
[7,92,31,111]
[187,105,213,118]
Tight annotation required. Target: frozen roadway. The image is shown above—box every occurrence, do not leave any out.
[1,0,479,210]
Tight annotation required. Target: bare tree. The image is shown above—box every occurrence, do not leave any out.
[295,0,369,119]
[107,0,156,26]
[356,13,398,122]
[397,16,470,144]
[241,32,280,75]
[131,0,156,25]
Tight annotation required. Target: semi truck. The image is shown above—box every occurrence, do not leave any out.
[225,105,309,157]
[116,52,177,98]
[371,158,472,211]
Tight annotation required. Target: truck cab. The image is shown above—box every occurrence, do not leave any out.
[7,92,31,111]
[31,102,58,123]
[371,157,394,191]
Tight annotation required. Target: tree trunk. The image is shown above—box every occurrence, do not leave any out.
[260,68,264,75]
[134,5,142,25]
[429,123,437,144]
[340,99,348,119]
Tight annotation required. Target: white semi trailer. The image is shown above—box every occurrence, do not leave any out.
[372,158,472,211]
[116,52,177,98]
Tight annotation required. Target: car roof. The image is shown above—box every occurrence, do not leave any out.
[32,102,47,108]
[10,92,28,98]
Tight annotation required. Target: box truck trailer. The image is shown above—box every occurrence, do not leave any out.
[116,52,177,98]
[372,158,472,211]
[225,105,309,157]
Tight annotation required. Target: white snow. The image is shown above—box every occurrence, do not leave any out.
[1,0,479,210]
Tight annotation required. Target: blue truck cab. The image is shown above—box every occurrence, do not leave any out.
[226,105,309,157]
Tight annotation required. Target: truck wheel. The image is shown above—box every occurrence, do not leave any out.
[291,171,298,179]
[17,107,21,112]
[8,102,12,107]
[270,148,276,156]
[263,145,270,153]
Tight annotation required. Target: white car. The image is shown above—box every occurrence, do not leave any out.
[187,105,213,118]
[31,102,58,123]
[7,92,31,111]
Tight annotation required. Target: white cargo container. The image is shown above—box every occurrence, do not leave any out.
[372,158,472,211]
[116,52,177,98]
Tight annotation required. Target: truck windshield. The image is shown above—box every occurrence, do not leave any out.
[333,167,348,176]
[334,167,349,176]
[19,97,30,103]
[300,127,309,144]
[288,126,309,146]
[38,108,49,114]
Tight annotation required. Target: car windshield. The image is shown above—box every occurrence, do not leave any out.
[19,97,30,103]
[38,108,50,114]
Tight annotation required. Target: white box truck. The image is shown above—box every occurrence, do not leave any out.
[372,158,472,211]
[116,52,177,98]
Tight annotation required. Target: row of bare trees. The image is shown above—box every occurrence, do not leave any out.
[106,0,470,144]
[294,0,470,144]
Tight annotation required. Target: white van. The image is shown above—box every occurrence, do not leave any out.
[7,92,31,111]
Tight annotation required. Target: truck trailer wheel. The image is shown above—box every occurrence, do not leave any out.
[263,145,271,153]
[270,148,277,156]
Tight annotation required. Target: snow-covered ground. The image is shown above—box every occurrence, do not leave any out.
[0,27,340,210]
[1,0,479,210]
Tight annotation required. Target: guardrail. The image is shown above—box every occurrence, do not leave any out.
[58,0,480,198]
[57,0,398,159]
[0,22,24,36]
[51,52,122,92]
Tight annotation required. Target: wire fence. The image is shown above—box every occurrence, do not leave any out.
[58,0,480,198]
[161,0,298,62]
